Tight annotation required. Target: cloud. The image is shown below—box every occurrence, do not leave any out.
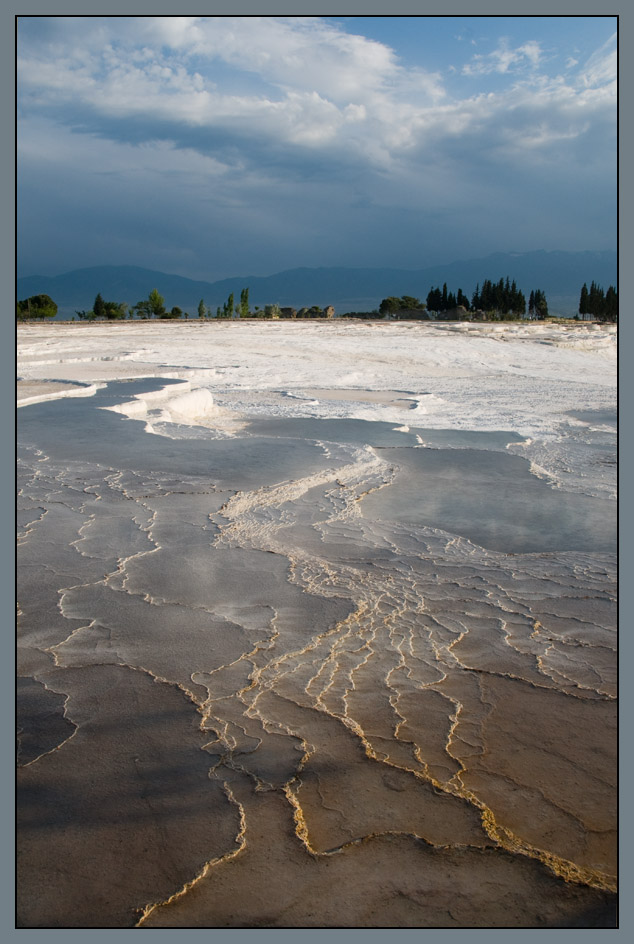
[17,16,445,169]
[462,38,544,76]
[578,32,617,88]
[17,16,617,278]
[18,16,614,176]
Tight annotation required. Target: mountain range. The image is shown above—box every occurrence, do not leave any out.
[17,250,617,318]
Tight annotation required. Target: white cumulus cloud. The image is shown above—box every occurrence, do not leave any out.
[17,16,617,279]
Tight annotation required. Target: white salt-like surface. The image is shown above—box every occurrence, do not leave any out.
[17,321,617,498]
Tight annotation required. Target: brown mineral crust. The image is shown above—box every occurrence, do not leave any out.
[17,663,240,928]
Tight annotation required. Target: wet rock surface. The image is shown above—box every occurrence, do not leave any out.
[17,326,617,927]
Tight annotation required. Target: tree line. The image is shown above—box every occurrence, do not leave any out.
[72,288,336,321]
[73,290,184,320]
[377,278,541,319]
[198,292,335,319]
[579,282,618,322]
[430,278,544,318]
[74,288,336,321]
[17,278,618,323]
[376,276,617,322]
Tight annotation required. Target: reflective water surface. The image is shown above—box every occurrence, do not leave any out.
[17,380,617,928]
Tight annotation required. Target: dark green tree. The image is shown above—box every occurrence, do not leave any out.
[514,289,526,317]
[103,300,127,320]
[587,284,617,322]
[17,294,58,320]
[579,283,589,316]
[456,288,470,310]
[149,288,166,317]
[604,285,618,322]
[532,289,548,320]
[494,278,505,311]
[239,288,250,318]
[198,299,206,319]
[93,293,106,319]
[479,280,494,311]
[426,287,443,311]
[509,280,525,316]
[379,296,402,315]
[134,288,166,318]
[133,299,151,318]
[588,281,598,314]
[215,295,232,318]
[588,281,610,319]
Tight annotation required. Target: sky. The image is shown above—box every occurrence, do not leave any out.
[17,15,617,281]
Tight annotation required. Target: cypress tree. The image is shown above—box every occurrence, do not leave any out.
[481,280,493,311]
[457,288,470,310]
[588,281,599,317]
[579,283,589,316]
[426,287,442,311]
[605,285,618,322]
[516,290,526,317]
[93,293,106,319]
[495,278,504,312]
[239,287,250,318]
[480,281,488,310]
[510,280,518,313]
[533,289,548,320]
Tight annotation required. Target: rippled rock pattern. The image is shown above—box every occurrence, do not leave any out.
[17,323,617,928]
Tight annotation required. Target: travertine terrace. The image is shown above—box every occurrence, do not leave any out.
[17,321,617,928]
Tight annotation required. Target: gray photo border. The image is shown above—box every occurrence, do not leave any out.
[9,1,627,941]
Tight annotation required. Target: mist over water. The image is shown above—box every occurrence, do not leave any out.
[17,323,617,928]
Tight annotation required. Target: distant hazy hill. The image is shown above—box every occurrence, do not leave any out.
[18,250,617,318]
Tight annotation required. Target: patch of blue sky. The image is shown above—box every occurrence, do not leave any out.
[333,15,617,94]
